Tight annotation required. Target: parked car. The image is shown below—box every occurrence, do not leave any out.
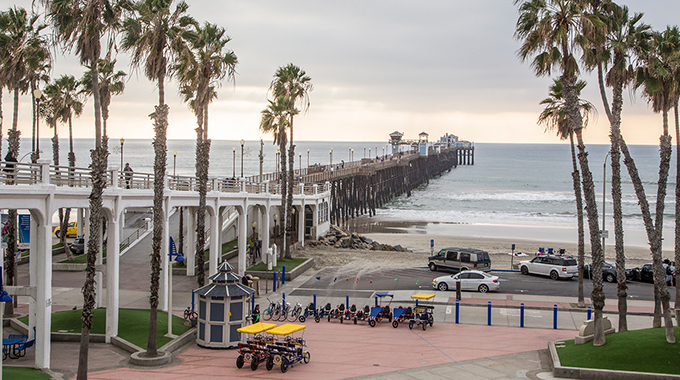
[632,263,654,283]
[69,237,85,255]
[53,221,77,238]
[432,270,500,293]
[584,261,633,282]
[519,255,577,280]
[428,247,491,272]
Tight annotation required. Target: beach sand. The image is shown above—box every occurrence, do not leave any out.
[296,229,663,272]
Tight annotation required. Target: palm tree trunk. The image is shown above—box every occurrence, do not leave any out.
[674,102,680,326]
[195,121,207,287]
[286,117,295,258]
[0,90,3,160]
[562,74,605,346]
[280,140,288,259]
[5,87,21,318]
[31,84,36,163]
[569,133,585,308]
[147,103,169,356]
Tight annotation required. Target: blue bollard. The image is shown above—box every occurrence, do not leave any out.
[273,272,277,292]
[191,289,195,312]
[455,299,460,324]
[314,293,317,312]
[553,304,558,329]
[520,303,525,328]
[346,295,349,309]
[416,299,419,306]
[283,292,286,307]
[587,306,592,320]
[282,265,286,285]
[252,295,255,313]
[487,301,492,326]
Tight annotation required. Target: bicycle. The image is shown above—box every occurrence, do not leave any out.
[183,305,198,321]
[287,301,303,322]
[278,299,291,322]
[262,298,277,321]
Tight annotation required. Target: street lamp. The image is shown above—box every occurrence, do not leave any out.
[382,147,385,158]
[363,146,366,158]
[369,148,371,158]
[602,152,611,256]
[120,138,125,170]
[351,149,354,162]
[166,249,185,337]
[173,151,177,176]
[33,89,43,162]
[349,147,351,161]
[273,213,278,237]
[232,147,236,178]
[329,148,333,167]
[0,267,13,379]
[307,149,310,168]
[299,152,302,178]
[240,139,245,178]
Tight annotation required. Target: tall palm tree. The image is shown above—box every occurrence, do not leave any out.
[538,79,594,308]
[44,0,130,377]
[269,64,312,258]
[82,57,127,139]
[122,0,196,356]
[260,95,289,256]
[515,0,607,345]
[176,21,236,285]
[634,26,680,342]
[585,3,651,332]
[0,6,48,317]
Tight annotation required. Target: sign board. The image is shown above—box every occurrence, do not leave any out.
[18,214,30,249]
[599,230,609,239]
[419,142,428,156]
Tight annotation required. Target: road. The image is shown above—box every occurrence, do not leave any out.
[288,267,658,302]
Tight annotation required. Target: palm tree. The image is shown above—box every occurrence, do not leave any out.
[538,79,594,308]
[634,26,680,342]
[585,3,651,332]
[176,21,236,285]
[515,0,607,345]
[260,95,290,256]
[269,64,312,258]
[122,0,196,356]
[44,0,130,377]
[82,57,127,139]
[0,6,49,317]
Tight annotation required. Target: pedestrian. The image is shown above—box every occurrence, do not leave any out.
[3,151,17,184]
[664,259,673,286]
[123,163,133,189]
[255,239,261,259]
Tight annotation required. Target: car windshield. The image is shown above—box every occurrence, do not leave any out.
[563,259,577,266]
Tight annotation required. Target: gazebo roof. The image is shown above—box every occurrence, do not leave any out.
[195,260,255,298]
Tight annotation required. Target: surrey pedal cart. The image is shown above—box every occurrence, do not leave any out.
[265,323,310,373]
[235,322,277,371]
[368,293,394,327]
[409,293,435,331]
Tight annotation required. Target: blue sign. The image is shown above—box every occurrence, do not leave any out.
[169,236,177,257]
[18,214,30,249]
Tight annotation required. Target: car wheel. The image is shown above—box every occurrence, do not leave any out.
[429,262,437,271]
[606,273,616,283]
[550,271,559,281]
[437,282,448,291]
[478,284,489,293]
[520,266,529,275]
[55,230,61,238]
[236,355,244,369]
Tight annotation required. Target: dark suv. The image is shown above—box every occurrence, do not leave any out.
[428,247,491,272]
[70,237,85,255]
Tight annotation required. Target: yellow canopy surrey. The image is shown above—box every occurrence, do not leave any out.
[237,322,277,334]
[411,293,436,300]
[266,323,306,336]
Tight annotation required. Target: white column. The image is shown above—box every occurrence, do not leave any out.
[77,208,84,236]
[209,209,219,276]
[312,201,319,240]
[105,215,120,343]
[35,219,52,369]
[83,209,90,247]
[186,208,196,276]
[160,205,170,312]
[238,207,247,275]
[94,221,103,308]
[298,203,305,247]
[262,202,270,259]
[28,212,38,339]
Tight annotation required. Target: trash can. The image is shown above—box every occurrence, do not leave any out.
[251,277,260,297]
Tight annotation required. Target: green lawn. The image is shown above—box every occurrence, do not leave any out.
[173,239,238,268]
[19,308,190,350]
[248,257,307,272]
[4,367,51,380]
[557,327,680,375]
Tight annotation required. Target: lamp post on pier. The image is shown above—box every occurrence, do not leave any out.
[33,88,43,162]
[329,148,333,168]
[240,139,245,178]
[363,146,366,158]
[166,248,185,337]
[375,146,378,158]
[382,147,385,158]
[369,148,371,158]
[351,149,354,162]
[349,147,351,161]
[173,151,177,176]
[307,149,310,168]
[120,137,125,170]
[299,152,302,178]
[232,147,236,178]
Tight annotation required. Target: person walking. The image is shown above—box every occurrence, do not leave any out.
[3,151,17,184]
[123,163,133,189]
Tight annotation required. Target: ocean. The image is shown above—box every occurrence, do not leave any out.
[17,138,677,250]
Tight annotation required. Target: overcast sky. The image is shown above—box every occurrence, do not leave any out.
[1,0,679,144]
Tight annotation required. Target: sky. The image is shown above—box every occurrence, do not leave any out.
[1,0,679,145]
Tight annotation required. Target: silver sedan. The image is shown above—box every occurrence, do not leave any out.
[432,270,500,293]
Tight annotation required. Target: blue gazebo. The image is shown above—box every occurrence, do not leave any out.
[195,262,255,348]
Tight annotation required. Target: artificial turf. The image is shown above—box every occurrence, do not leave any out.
[19,308,190,350]
[3,367,51,380]
[556,326,680,375]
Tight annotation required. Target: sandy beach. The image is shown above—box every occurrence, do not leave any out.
[296,228,664,272]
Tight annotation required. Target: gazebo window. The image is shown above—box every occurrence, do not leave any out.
[230,301,243,322]
[210,325,223,343]
[211,302,225,322]
[199,300,206,319]
[230,324,241,342]
[199,323,205,340]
